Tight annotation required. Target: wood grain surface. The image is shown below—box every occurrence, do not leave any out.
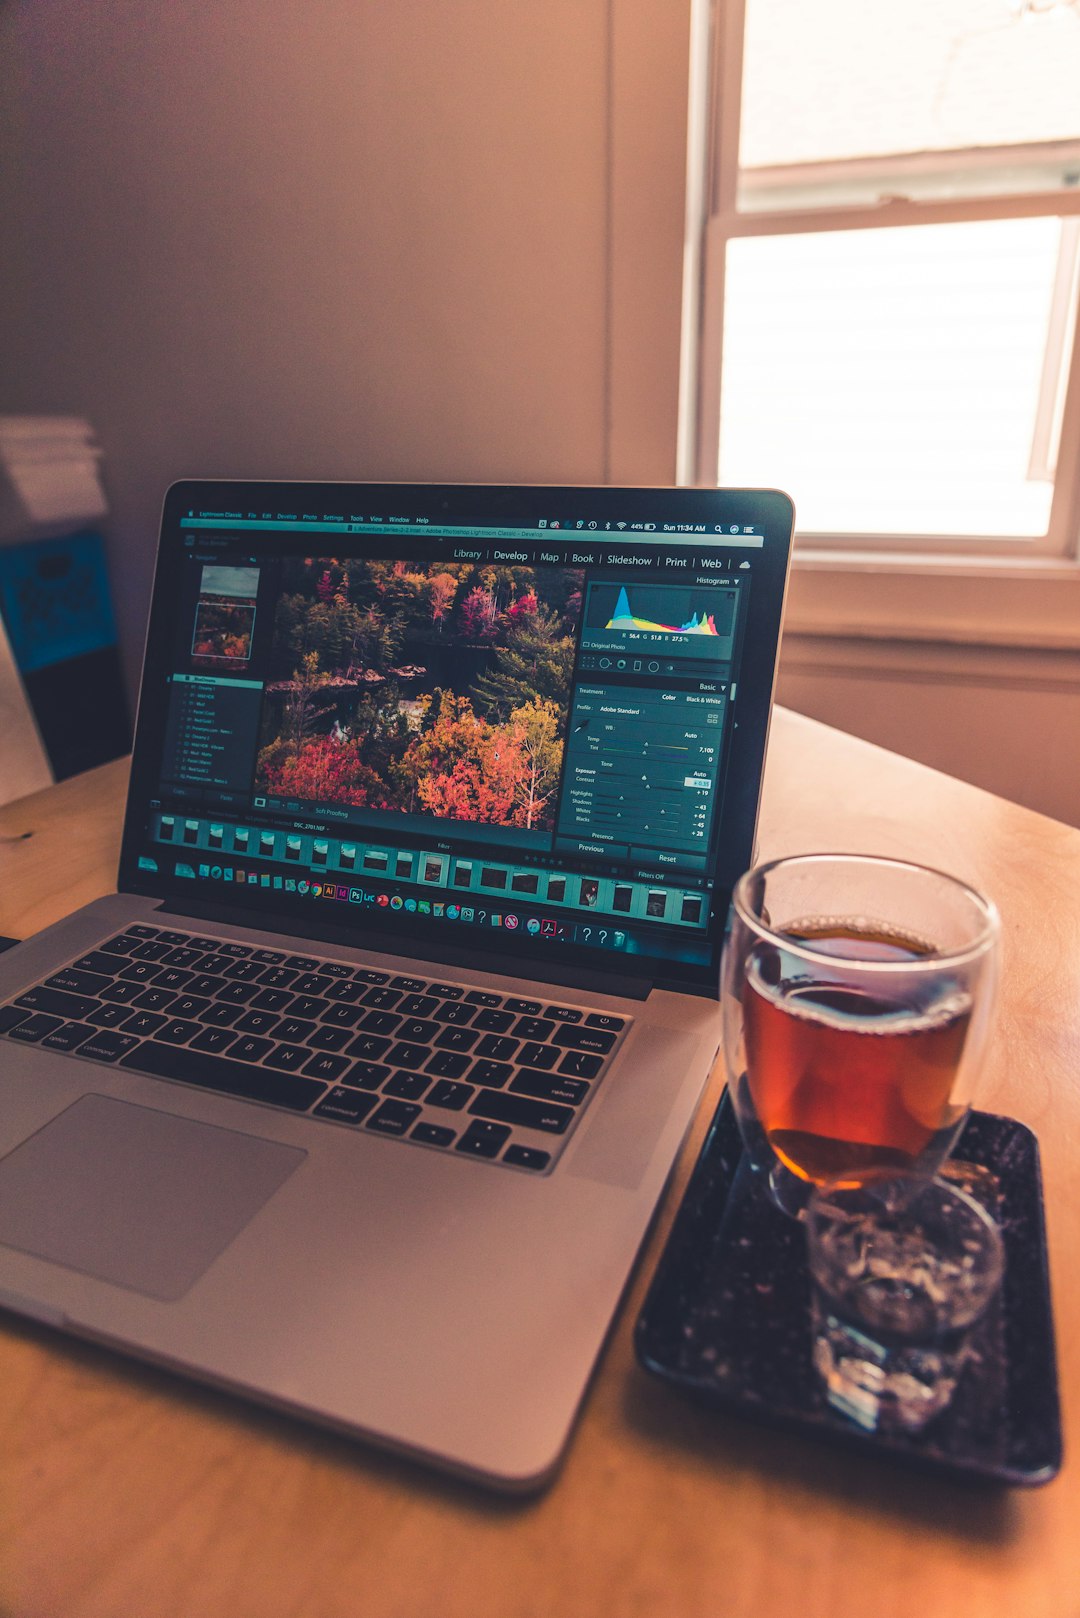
[0,712,1076,1618]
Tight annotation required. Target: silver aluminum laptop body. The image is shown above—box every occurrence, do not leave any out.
[0,482,793,1490]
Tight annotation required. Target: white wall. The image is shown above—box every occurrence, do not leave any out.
[0,1,690,697]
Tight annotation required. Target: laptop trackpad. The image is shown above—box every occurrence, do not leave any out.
[0,1094,306,1302]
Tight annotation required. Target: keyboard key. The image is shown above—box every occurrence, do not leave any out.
[324,980,366,1004]
[160,946,209,968]
[340,1060,390,1090]
[313,1088,379,1125]
[553,1026,616,1054]
[15,984,97,1020]
[318,1002,365,1028]
[511,1068,589,1106]
[293,973,337,996]
[390,976,428,993]
[557,1050,604,1080]
[503,998,541,1016]
[118,961,163,984]
[303,1052,352,1082]
[434,1026,479,1053]
[40,1020,95,1051]
[0,1006,31,1035]
[385,1041,428,1070]
[233,1010,280,1037]
[433,1001,474,1026]
[471,1008,515,1033]
[169,994,211,1020]
[315,961,353,980]
[366,1099,422,1135]
[189,1027,238,1055]
[586,1013,625,1032]
[363,986,402,1010]
[397,1017,439,1043]
[249,987,294,1013]
[128,924,162,938]
[262,1042,310,1071]
[513,1017,554,1043]
[217,981,260,1006]
[426,1079,474,1111]
[134,986,178,1012]
[285,955,320,971]
[252,948,286,964]
[467,1090,574,1134]
[186,974,230,998]
[503,1145,551,1172]
[73,950,124,975]
[424,1049,471,1080]
[411,1122,456,1147]
[427,983,464,999]
[79,1030,141,1061]
[384,1070,430,1101]
[129,940,172,961]
[121,1040,327,1111]
[218,1034,270,1062]
[153,968,195,991]
[465,990,502,1008]
[155,930,189,945]
[290,995,330,1020]
[99,981,144,1005]
[221,959,265,982]
[344,1032,391,1061]
[468,1059,512,1088]
[216,942,252,957]
[87,1002,134,1028]
[473,1033,517,1061]
[9,1012,64,1042]
[397,994,438,1018]
[200,1001,244,1027]
[545,1005,583,1023]
[353,968,390,985]
[100,934,141,955]
[46,967,112,996]
[255,967,298,990]
[308,1025,353,1053]
[120,1010,170,1038]
[276,1016,317,1043]
[155,1018,203,1045]
[359,1010,402,1037]
[455,1120,511,1158]
[517,1040,559,1070]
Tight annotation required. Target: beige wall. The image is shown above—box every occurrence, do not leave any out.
[2,1,1075,826]
[0,1,690,697]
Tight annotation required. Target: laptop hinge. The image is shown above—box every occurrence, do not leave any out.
[152,895,657,1001]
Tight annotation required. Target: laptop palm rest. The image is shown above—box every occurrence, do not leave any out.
[0,1094,305,1302]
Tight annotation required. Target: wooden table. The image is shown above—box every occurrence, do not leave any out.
[0,712,1077,1618]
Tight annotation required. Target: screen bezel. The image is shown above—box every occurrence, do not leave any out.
[118,480,794,996]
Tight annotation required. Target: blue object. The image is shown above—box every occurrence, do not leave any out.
[0,529,117,674]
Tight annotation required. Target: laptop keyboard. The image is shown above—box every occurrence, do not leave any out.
[0,924,630,1173]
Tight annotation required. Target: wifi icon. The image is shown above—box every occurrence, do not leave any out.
[616,521,627,529]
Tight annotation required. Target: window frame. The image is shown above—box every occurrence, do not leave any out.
[681,0,1080,566]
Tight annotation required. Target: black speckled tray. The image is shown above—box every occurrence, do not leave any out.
[635,1093,1062,1486]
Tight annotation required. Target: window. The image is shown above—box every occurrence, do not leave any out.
[684,0,1080,558]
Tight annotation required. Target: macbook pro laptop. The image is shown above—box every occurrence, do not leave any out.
[0,481,793,1489]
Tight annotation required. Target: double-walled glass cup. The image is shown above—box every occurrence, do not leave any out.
[721,854,1000,1216]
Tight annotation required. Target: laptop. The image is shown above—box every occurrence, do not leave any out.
[0,480,793,1490]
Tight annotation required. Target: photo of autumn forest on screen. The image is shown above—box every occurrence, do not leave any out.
[254,558,585,832]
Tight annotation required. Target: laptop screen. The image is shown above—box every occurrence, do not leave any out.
[120,482,793,994]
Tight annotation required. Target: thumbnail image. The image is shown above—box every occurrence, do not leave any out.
[192,564,259,666]
[254,557,584,832]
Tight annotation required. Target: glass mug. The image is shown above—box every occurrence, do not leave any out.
[721,854,1000,1216]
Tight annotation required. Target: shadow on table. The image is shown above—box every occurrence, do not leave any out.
[621,1360,1021,1547]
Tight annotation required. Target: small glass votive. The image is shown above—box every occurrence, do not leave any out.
[805,1171,1005,1434]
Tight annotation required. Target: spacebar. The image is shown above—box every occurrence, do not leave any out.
[119,1040,326,1112]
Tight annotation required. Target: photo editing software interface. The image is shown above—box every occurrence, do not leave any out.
[135,500,767,971]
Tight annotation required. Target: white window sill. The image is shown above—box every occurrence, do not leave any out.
[785,546,1080,652]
